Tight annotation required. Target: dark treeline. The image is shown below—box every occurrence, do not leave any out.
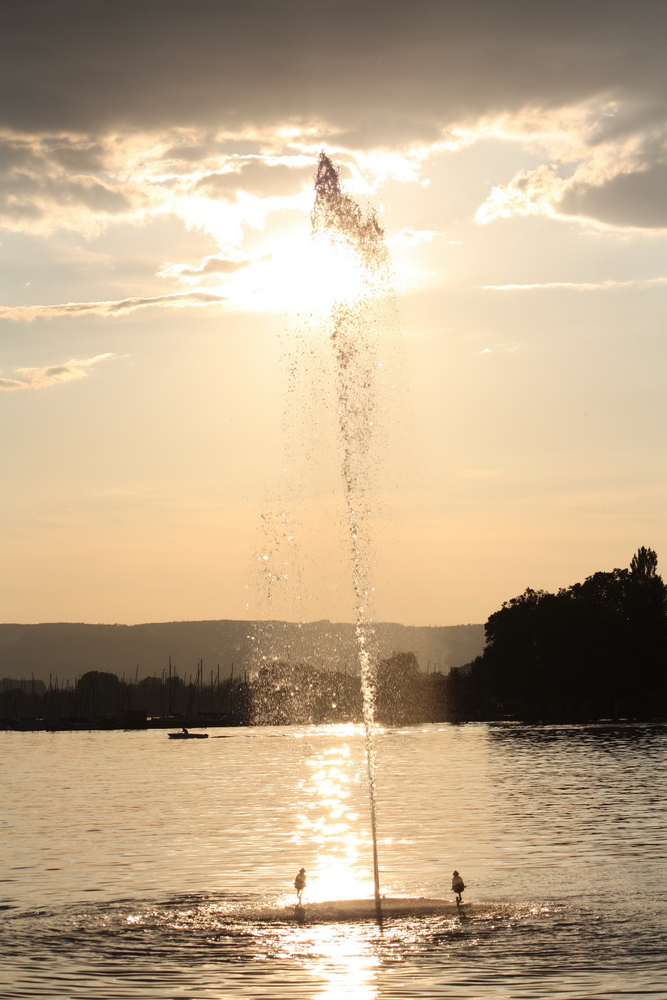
[1,662,251,727]
[1,652,452,728]
[4,547,665,728]
[446,547,667,722]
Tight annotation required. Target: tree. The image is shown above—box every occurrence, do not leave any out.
[376,652,421,725]
[76,671,122,718]
[630,546,659,580]
[473,548,667,720]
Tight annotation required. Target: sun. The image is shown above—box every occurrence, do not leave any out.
[216,222,382,315]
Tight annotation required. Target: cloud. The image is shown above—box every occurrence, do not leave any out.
[159,255,251,280]
[0,291,227,322]
[0,4,665,240]
[0,132,323,237]
[46,139,107,172]
[0,2,665,141]
[473,99,667,231]
[0,353,113,392]
[387,228,444,248]
[0,133,137,232]
[559,162,667,228]
[0,137,38,171]
[475,154,667,232]
[481,278,667,291]
[478,342,526,353]
[475,165,566,225]
[195,160,314,199]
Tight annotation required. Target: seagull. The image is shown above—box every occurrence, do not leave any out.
[452,870,465,903]
[294,868,306,904]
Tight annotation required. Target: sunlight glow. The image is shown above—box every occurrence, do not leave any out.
[305,927,380,1000]
[275,924,380,1000]
[217,226,379,314]
[287,735,377,906]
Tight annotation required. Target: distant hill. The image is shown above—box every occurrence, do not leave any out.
[0,620,485,685]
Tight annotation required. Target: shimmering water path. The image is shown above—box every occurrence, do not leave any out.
[2,724,666,997]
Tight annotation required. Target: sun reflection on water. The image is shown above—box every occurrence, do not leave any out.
[288,728,377,905]
[298,925,380,1000]
[269,919,384,1000]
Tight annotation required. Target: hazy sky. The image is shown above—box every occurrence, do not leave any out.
[1,1,665,626]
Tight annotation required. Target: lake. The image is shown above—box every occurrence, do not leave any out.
[2,723,666,998]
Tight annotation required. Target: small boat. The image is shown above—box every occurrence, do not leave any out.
[168,731,209,739]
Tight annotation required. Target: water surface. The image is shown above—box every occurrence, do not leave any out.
[2,723,665,997]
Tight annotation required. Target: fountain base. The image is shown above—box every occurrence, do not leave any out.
[283,896,472,922]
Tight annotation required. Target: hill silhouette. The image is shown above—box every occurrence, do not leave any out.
[0,619,484,685]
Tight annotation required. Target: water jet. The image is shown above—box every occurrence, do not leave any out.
[311,152,393,926]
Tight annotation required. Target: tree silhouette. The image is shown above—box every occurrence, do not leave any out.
[459,548,667,720]
[631,546,659,580]
[375,652,425,724]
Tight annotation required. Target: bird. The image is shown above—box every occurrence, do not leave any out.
[294,868,306,904]
[452,870,465,903]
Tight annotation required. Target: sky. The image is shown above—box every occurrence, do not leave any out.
[0,0,665,627]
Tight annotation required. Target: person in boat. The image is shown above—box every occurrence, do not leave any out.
[182,727,189,735]
[294,868,306,904]
[452,870,465,903]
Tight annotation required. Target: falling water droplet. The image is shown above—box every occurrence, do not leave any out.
[312,151,394,928]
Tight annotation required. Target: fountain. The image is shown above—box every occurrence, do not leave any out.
[310,152,391,926]
[251,155,459,925]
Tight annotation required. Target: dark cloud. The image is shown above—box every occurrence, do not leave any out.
[0,170,130,223]
[164,144,213,163]
[0,1,665,138]
[2,2,666,233]
[161,140,267,167]
[0,135,128,226]
[63,180,129,213]
[195,161,313,198]
[560,162,667,228]
[585,104,667,147]
[46,141,107,172]
[0,140,37,172]
[0,138,108,179]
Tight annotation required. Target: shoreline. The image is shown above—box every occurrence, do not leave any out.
[3,716,667,732]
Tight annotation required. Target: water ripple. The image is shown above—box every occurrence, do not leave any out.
[2,723,666,997]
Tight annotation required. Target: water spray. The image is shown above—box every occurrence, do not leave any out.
[312,152,391,927]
